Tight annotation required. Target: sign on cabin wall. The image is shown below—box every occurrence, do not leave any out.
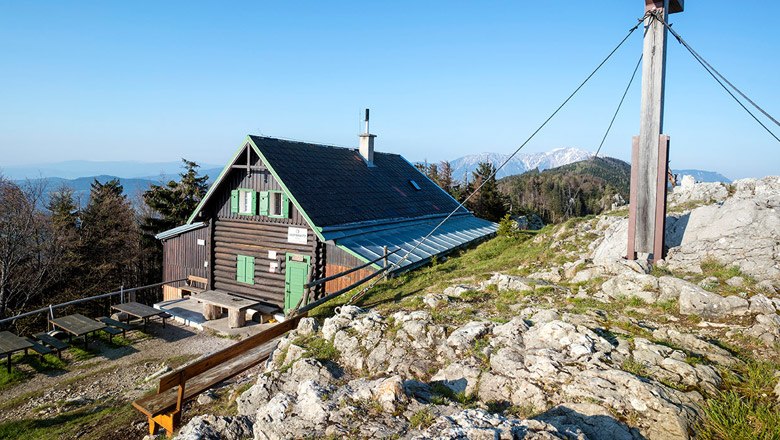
[287,227,308,244]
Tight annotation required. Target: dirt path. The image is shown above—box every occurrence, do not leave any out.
[0,321,256,439]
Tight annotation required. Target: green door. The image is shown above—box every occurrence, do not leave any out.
[285,254,311,313]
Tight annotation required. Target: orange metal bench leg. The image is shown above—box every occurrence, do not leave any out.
[150,411,180,437]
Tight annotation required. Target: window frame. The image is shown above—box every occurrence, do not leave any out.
[234,188,256,216]
[268,190,289,218]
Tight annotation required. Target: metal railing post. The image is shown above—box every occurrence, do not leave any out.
[120,285,124,304]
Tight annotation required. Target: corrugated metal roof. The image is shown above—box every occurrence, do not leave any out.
[331,214,497,272]
[155,222,208,240]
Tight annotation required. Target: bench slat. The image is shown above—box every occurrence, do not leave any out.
[34,333,69,351]
[97,316,133,331]
[24,338,53,356]
[133,340,277,417]
[157,315,302,392]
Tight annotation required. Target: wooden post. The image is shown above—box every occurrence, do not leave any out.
[628,0,683,262]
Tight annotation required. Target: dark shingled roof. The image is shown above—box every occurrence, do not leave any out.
[250,136,467,228]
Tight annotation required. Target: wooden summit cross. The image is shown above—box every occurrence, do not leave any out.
[627,0,684,262]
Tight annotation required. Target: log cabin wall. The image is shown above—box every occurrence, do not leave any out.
[161,225,210,300]
[325,243,377,294]
[206,153,325,307]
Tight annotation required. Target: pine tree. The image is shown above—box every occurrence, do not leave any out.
[79,179,141,295]
[466,162,507,222]
[438,161,454,194]
[46,187,84,303]
[143,159,209,234]
[139,160,209,286]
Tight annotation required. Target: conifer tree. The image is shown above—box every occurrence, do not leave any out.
[79,179,141,295]
[466,162,507,222]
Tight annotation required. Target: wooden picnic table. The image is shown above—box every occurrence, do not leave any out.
[49,313,106,349]
[111,301,168,331]
[0,331,33,373]
[194,290,261,328]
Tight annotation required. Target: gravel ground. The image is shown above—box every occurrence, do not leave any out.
[0,320,254,438]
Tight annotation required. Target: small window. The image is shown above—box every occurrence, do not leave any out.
[409,180,422,191]
[236,255,255,285]
[268,191,289,218]
[230,188,257,215]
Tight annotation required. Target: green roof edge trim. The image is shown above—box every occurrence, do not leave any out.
[186,140,249,225]
[247,137,325,241]
[186,136,325,242]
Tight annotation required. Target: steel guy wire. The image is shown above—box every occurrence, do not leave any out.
[348,16,648,305]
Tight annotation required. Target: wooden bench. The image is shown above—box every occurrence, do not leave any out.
[132,314,304,436]
[34,332,69,359]
[180,276,207,297]
[97,316,134,338]
[24,338,53,359]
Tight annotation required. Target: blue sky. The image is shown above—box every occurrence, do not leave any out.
[0,1,778,179]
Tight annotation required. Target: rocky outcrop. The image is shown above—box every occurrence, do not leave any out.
[228,307,709,440]
[591,176,780,283]
[175,414,253,440]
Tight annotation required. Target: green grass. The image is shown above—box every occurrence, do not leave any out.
[408,407,436,429]
[0,353,67,392]
[309,232,561,320]
[620,357,649,378]
[0,401,139,440]
[291,334,340,362]
[699,360,780,440]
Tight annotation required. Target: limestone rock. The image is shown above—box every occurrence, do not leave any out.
[432,360,482,396]
[601,272,660,303]
[412,409,569,440]
[446,321,493,352]
[443,284,477,298]
[296,317,319,336]
[651,328,740,367]
[563,368,697,439]
[749,294,777,315]
[537,403,642,440]
[678,283,749,319]
[175,414,252,440]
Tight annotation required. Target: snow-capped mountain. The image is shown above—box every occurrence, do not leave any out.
[449,147,594,181]
[671,169,731,183]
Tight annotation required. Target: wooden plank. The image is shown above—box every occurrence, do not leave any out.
[653,135,670,262]
[627,136,640,260]
[49,314,106,337]
[34,333,68,351]
[24,338,53,356]
[635,4,669,254]
[134,340,278,417]
[0,331,33,355]
[187,275,208,285]
[157,315,303,392]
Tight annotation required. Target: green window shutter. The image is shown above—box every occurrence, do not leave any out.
[245,256,255,285]
[281,194,290,218]
[259,191,269,216]
[250,190,258,215]
[230,190,239,214]
[236,255,246,282]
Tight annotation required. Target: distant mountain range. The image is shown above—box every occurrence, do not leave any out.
[671,169,731,183]
[2,160,221,181]
[5,154,730,209]
[449,148,594,181]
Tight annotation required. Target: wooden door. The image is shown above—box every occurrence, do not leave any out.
[284,254,310,313]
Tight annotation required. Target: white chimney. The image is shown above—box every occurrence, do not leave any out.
[359,108,376,167]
